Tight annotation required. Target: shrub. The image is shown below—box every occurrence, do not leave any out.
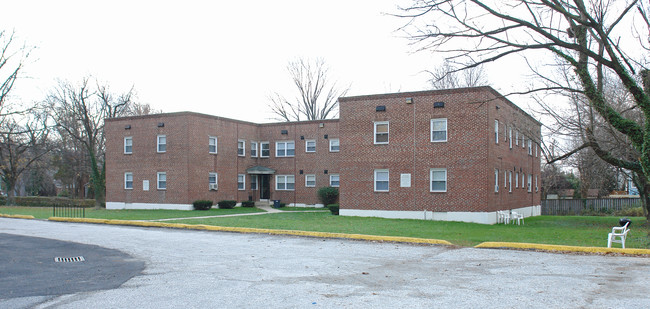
[328,204,339,215]
[614,207,645,217]
[193,200,213,210]
[317,187,339,205]
[278,202,286,208]
[0,196,95,207]
[241,200,255,207]
[217,200,237,209]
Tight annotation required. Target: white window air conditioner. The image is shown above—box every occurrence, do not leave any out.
[209,184,218,191]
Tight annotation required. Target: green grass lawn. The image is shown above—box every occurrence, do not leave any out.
[172,213,650,248]
[0,206,265,220]
[2,205,648,248]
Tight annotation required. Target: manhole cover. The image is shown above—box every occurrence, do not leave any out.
[54,256,85,263]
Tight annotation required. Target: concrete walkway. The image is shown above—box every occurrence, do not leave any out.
[147,205,326,222]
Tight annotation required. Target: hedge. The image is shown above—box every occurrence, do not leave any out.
[193,200,213,210]
[0,196,96,208]
[217,200,237,209]
[241,200,255,207]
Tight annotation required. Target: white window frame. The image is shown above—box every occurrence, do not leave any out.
[250,175,258,190]
[124,172,133,189]
[124,137,133,154]
[374,121,389,144]
[374,169,389,192]
[522,135,525,148]
[509,127,512,149]
[508,171,512,193]
[430,168,447,193]
[260,141,270,158]
[515,130,519,146]
[515,172,519,188]
[157,172,167,190]
[157,135,166,153]
[528,174,532,192]
[535,175,538,192]
[528,139,533,155]
[275,141,295,157]
[305,139,316,153]
[305,174,316,187]
[238,174,245,190]
[495,169,499,192]
[535,143,538,157]
[209,136,218,154]
[522,173,525,189]
[238,139,246,157]
[250,141,258,157]
[275,175,295,191]
[330,174,340,187]
[495,120,499,144]
[430,118,448,142]
[329,138,340,152]
[209,172,218,190]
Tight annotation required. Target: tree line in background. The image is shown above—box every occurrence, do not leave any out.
[0,30,157,207]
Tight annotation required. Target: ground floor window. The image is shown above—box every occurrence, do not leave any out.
[251,175,258,190]
[430,168,447,192]
[374,169,389,192]
[157,172,167,190]
[209,172,218,190]
[238,174,245,190]
[330,174,339,187]
[276,175,295,190]
[125,172,133,189]
[305,174,316,187]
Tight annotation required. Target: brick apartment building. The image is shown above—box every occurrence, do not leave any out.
[105,86,541,224]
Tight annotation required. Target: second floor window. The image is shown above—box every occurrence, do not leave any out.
[251,141,258,157]
[238,140,245,156]
[431,118,448,142]
[157,135,166,153]
[329,138,340,152]
[260,142,270,157]
[276,141,295,157]
[330,174,340,187]
[209,136,217,154]
[306,140,316,153]
[124,137,132,154]
[305,174,316,187]
[374,121,389,144]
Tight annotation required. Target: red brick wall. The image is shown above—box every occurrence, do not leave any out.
[338,87,541,213]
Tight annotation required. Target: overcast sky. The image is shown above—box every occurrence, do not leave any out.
[1,0,532,123]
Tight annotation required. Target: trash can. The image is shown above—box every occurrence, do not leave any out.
[619,218,632,227]
[273,200,281,208]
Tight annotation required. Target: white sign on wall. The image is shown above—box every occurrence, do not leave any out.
[143,180,149,191]
[400,173,411,187]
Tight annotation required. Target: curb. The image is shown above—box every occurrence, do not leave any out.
[48,217,453,246]
[0,214,35,219]
[475,241,650,256]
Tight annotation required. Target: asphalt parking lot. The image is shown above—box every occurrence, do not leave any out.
[1,218,649,308]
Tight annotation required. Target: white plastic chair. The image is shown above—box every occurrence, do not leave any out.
[497,211,510,224]
[607,222,630,248]
[511,211,524,225]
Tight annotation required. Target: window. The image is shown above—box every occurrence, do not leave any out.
[276,141,295,157]
[306,140,316,153]
[329,138,340,152]
[528,139,533,155]
[535,175,538,192]
[250,175,258,190]
[157,172,167,190]
[431,118,448,142]
[495,120,499,144]
[209,136,218,154]
[124,137,133,154]
[238,140,245,156]
[251,141,258,157]
[330,174,340,187]
[504,171,507,190]
[522,173,525,189]
[238,174,245,190]
[374,121,389,144]
[374,169,389,192]
[508,171,512,193]
[528,174,532,192]
[522,135,525,148]
[494,169,499,192]
[305,174,316,187]
[515,172,519,188]
[157,135,166,153]
[509,127,512,149]
[515,130,519,146]
[535,143,538,157]
[430,168,447,192]
[124,172,133,189]
[260,142,270,157]
[209,173,218,190]
[276,175,295,190]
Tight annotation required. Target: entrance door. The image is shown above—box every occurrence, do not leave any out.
[259,175,271,200]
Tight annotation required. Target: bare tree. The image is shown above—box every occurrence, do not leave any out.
[399,1,650,219]
[46,77,137,207]
[427,60,489,90]
[270,58,349,121]
[0,30,30,113]
[0,110,52,204]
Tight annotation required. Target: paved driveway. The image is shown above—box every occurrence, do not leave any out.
[1,218,649,308]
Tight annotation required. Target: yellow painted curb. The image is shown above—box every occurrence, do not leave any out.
[48,217,453,246]
[0,213,35,219]
[475,241,650,255]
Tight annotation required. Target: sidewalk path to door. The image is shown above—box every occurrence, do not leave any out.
[146,205,327,222]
